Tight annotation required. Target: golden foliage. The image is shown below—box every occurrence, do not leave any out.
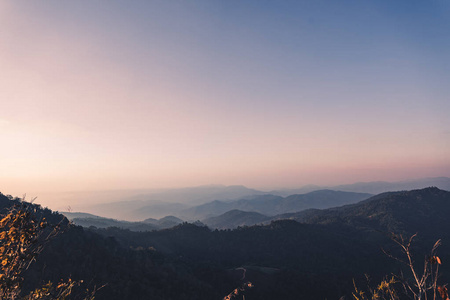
[438,286,450,300]
[0,202,96,300]
[24,279,93,300]
[223,282,253,300]
[353,277,398,300]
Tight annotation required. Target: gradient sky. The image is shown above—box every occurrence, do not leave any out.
[1,1,449,208]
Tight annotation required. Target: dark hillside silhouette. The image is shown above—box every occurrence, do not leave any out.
[1,188,449,299]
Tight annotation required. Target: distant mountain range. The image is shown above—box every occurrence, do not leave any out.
[180,190,372,221]
[63,177,450,230]
[66,177,449,221]
[278,187,450,237]
[2,186,450,299]
[90,187,450,299]
[203,186,450,231]
[86,185,265,220]
[64,190,373,230]
[269,176,450,196]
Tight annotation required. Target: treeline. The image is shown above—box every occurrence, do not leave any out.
[0,193,227,299]
[1,188,450,299]
[92,221,393,299]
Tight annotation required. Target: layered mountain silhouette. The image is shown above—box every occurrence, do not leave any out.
[75,177,449,221]
[180,190,372,221]
[89,187,450,299]
[64,190,373,230]
[64,185,450,231]
[278,186,450,237]
[1,187,450,299]
[86,185,266,220]
[270,176,450,196]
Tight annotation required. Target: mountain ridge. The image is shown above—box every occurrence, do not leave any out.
[2,187,450,299]
[180,189,372,221]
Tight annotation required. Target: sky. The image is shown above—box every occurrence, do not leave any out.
[1,0,449,208]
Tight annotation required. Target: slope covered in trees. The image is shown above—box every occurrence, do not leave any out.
[1,187,449,299]
[0,193,228,299]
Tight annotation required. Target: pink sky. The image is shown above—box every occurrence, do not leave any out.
[1,1,449,208]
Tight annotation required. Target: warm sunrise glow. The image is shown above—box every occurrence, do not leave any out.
[1,1,449,208]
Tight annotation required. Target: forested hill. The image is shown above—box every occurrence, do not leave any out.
[1,187,449,299]
[276,187,450,238]
[0,192,226,299]
[91,187,450,299]
[0,192,68,226]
